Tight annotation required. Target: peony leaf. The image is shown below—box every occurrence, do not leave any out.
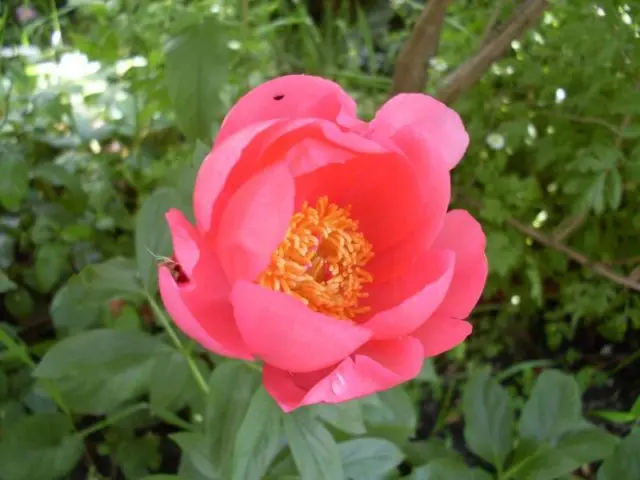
[283,408,344,480]
[232,387,284,480]
[165,15,229,143]
[135,187,181,294]
[462,368,514,470]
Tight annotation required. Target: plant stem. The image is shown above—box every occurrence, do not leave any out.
[146,295,209,395]
[78,403,148,438]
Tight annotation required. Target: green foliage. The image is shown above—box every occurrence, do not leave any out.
[283,408,344,480]
[33,329,168,414]
[0,413,83,480]
[165,15,231,143]
[462,367,514,470]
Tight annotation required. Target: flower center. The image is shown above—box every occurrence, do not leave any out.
[258,196,374,320]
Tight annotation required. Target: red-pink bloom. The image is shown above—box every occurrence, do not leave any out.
[159,75,488,412]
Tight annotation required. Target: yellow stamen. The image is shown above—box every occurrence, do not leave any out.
[258,196,374,320]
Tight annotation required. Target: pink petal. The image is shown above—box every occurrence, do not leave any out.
[165,209,199,277]
[230,281,371,373]
[363,250,455,340]
[412,316,472,357]
[194,119,283,232]
[431,210,488,319]
[294,151,423,252]
[216,75,360,145]
[366,128,451,282]
[263,337,424,412]
[368,94,469,170]
[158,267,252,359]
[197,118,385,240]
[216,163,295,283]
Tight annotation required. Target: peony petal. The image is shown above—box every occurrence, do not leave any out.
[165,209,200,277]
[158,267,252,359]
[194,119,283,232]
[216,163,295,283]
[263,337,424,412]
[368,94,469,170]
[231,281,371,373]
[216,75,360,145]
[294,151,423,252]
[412,316,472,357]
[197,118,387,240]
[363,250,455,340]
[366,127,451,282]
[431,210,488,319]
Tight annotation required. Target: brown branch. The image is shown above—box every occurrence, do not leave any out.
[552,212,587,242]
[507,218,640,292]
[391,0,453,95]
[436,0,547,104]
[603,256,640,267]
[538,111,621,135]
[481,0,509,45]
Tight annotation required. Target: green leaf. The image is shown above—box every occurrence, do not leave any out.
[31,163,82,194]
[204,362,261,478]
[135,187,181,293]
[607,169,623,210]
[175,141,208,215]
[597,428,640,480]
[361,387,417,444]
[33,329,167,414]
[621,123,640,138]
[313,400,367,435]
[51,257,144,333]
[0,151,29,211]
[631,396,640,417]
[172,432,216,480]
[513,427,618,480]
[149,350,198,413]
[462,368,514,469]
[232,387,284,480]
[404,439,463,467]
[519,370,582,443]
[35,244,69,292]
[339,438,404,479]
[4,288,34,318]
[417,359,439,383]
[0,413,83,480]
[0,370,7,398]
[587,173,607,214]
[165,15,230,142]
[411,458,480,480]
[141,476,181,480]
[283,408,344,480]
[114,434,161,479]
[0,269,16,293]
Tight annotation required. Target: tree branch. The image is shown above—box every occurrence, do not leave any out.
[436,0,547,104]
[507,218,640,292]
[481,0,508,45]
[391,0,453,95]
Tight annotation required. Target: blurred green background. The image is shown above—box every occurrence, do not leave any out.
[0,0,639,479]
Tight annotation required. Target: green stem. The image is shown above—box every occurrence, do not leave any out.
[78,403,148,438]
[155,409,196,431]
[49,0,62,41]
[432,379,456,435]
[147,295,209,395]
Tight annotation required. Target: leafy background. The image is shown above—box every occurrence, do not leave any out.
[1,0,639,479]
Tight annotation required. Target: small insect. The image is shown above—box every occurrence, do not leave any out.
[159,256,187,283]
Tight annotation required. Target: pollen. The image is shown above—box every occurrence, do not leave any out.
[258,196,374,320]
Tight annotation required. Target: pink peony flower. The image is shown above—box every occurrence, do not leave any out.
[158,75,488,412]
